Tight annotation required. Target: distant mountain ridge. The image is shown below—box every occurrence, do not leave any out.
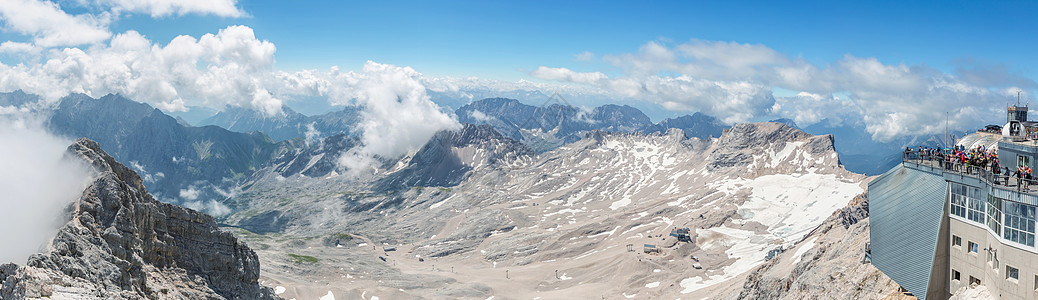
[199,105,362,142]
[455,97,728,152]
[643,112,728,140]
[374,123,534,191]
[42,93,285,209]
[0,89,37,107]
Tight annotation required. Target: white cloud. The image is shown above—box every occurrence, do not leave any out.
[0,41,40,55]
[535,39,1028,142]
[183,199,231,216]
[179,186,199,201]
[602,41,677,77]
[530,66,607,85]
[0,25,283,115]
[0,0,246,49]
[771,92,860,127]
[0,114,92,264]
[575,51,594,61]
[530,67,774,124]
[0,24,471,174]
[331,61,462,174]
[0,0,112,47]
[96,0,245,18]
[304,121,321,147]
[468,109,493,122]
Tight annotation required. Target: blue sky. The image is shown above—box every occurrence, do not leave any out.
[96,1,1038,80]
[1,0,1038,141]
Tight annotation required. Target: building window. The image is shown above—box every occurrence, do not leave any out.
[953,269,961,281]
[1034,275,1037,291]
[988,195,1003,236]
[970,276,981,285]
[1003,201,1036,247]
[951,185,967,218]
[969,241,978,253]
[953,235,962,247]
[951,184,983,222]
[1007,265,1019,281]
[969,197,985,223]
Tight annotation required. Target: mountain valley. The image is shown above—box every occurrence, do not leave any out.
[0,92,915,299]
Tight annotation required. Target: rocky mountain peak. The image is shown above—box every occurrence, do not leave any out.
[70,137,146,191]
[716,122,811,149]
[374,124,533,190]
[0,138,277,299]
[442,123,509,146]
[707,122,841,173]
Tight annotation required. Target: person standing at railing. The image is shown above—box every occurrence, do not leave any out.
[1016,167,1024,189]
[993,160,1002,185]
[1026,167,1032,190]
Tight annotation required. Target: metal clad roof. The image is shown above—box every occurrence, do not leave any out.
[957,132,1002,151]
[957,133,983,148]
[869,164,947,300]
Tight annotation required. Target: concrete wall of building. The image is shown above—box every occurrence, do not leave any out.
[928,205,951,300]
[948,217,1038,299]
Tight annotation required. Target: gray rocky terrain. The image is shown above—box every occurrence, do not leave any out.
[0,139,277,299]
[214,121,906,299]
[723,194,915,299]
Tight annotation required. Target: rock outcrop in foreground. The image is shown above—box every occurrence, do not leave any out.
[0,138,277,299]
[723,193,912,299]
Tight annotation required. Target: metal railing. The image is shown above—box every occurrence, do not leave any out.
[902,151,1035,193]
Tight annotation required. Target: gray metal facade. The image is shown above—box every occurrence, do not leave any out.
[869,164,948,300]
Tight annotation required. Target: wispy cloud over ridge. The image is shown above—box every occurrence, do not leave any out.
[0,113,92,265]
[532,40,1032,141]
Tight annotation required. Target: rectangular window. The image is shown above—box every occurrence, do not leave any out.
[1020,155,1031,169]
[969,196,985,223]
[1034,275,1037,291]
[988,195,1003,235]
[950,180,979,217]
[1003,202,1036,247]
[971,276,981,285]
[969,241,978,253]
[951,185,967,218]
[953,235,962,247]
[953,269,961,281]
[1007,265,1019,280]
[951,184,984,223]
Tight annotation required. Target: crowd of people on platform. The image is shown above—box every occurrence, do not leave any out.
[905,145,1037,189]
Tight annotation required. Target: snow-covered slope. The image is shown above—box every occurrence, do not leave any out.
[721,193,911,299]
[223,122,867,299]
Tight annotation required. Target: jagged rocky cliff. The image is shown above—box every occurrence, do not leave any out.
[0,138,277,299]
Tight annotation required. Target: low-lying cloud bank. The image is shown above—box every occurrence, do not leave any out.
[0,112,92,264]
[532,40,1033,141]
[328,62,462,175]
